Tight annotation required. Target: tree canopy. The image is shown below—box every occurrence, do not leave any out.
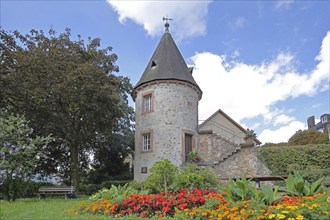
[288,129,329,145]
[0,28,134,190]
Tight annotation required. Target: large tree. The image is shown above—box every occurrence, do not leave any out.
[0,28,134,191]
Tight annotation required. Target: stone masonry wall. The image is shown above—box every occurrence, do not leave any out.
[199,132,271,179]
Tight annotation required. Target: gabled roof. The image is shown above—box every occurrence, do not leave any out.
[134,30,202,95]
[199,109,262,145]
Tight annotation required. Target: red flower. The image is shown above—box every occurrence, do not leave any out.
[177,203,187,210]
[162,206,171,213]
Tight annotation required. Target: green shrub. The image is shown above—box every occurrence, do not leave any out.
[280,172,325,196]
[221,175,281,206]
[100,180,131,189]
[89,184,144,203]
[144,159,179,193]
[288,129,329,145]
[222,175,254,202]
[175,164,219,191]
[0,180,54,200]
[258,144,330,182]
[79,184,101,195]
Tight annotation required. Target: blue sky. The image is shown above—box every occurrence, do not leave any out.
[1,0,329,143]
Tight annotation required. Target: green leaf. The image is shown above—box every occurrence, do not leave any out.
[311,177,324,194]
[295,182,305,195]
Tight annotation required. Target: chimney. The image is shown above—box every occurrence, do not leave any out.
[307,116,315,129]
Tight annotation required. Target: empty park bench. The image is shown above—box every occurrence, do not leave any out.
[37,186,75,199]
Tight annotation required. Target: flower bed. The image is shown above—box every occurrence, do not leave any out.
[75,189,330,219]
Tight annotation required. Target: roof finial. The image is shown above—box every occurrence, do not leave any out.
[163,17,173,32]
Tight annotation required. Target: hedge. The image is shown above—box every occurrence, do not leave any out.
[258,144,330,182]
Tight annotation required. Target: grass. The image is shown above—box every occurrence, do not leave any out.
[0,196,112,220]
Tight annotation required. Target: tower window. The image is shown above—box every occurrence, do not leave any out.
[142,133,152,151]
[142,92,153,113]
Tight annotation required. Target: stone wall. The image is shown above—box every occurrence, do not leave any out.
[198,132,271,179]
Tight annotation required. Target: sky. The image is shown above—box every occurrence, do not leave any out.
[1,0,329,144]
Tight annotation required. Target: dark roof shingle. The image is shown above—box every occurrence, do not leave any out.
[134,32,201,94]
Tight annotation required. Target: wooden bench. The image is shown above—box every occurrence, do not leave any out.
[37,186,75,199]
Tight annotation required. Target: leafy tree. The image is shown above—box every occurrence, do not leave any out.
[0,28,134,191]
[0,113,53,201]
[288,129,329,145]
[87,129,134,183]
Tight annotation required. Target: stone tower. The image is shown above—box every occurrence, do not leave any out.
[132,22,202,182]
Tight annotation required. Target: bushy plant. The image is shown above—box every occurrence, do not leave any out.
[144,159,179,193]
[100,180,131,189]
[258,144,330,182]
[222,175,281,206]
[0,180,53,199]
[288,129,329,145]
[90,184,143,203]
[249,185,282,206]
[222,175,254,202]
[79,184,101,195]
[175,164,219,191]
[280,172,325,196]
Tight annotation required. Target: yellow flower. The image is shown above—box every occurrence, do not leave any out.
[277,214,286,219]
[311,203,320,208]
[281,210,289,214]
[268,214,276,219]
[202,212,208,216]
[296,214,304,220]
[288,218,295,220]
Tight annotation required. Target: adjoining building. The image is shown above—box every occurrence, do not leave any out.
[307,114,330,141]
[307,114,330,131]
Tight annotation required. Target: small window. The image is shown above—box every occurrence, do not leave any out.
[141,167,148,173]
[143,133,151,151]
[321,115,328,123]
[142,92,153,113]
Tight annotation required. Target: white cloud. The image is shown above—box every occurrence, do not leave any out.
[273,114,295,126]
[191,31,329,143]
[229,16,246,30]
[258,121,306,143]
[275,0,294,9]
[107,1,212,40]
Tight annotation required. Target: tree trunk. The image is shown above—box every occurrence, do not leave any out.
[70,144,80,195]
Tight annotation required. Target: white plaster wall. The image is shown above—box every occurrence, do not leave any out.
[134,82,200,182]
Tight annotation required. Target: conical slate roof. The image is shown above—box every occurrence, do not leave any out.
[134,30,201,94]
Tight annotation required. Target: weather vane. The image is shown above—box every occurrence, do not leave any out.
[163,17,173,32]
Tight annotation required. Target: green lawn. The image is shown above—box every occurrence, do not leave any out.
[0,197,113,220]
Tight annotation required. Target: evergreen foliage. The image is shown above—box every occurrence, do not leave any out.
[143,159,219,193]
[258,144,330,182]
[288,129,329,145]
